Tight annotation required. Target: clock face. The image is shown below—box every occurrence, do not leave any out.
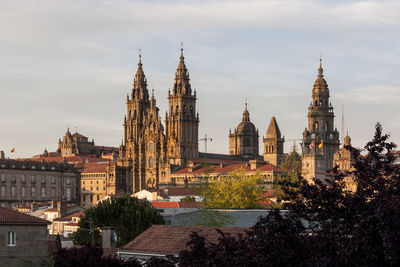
[311,134,315,139]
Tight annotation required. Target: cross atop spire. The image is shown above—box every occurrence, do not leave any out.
[318,56,323,77]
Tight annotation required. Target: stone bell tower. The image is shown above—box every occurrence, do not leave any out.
[165,48,199,165]
[302,59,340,183]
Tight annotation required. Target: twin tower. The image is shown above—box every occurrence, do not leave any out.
[117,49,199,192]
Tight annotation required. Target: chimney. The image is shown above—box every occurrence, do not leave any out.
[57,201,67,217]
[102,227,117,248]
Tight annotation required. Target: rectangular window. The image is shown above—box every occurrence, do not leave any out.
[7,231,16,246]
[83,195,86,202]
[1,174,5,182]
[21,175,26,183]
[11,174,16,183]
[90,195,93,202]
[21,187,26,197]
[52,176,56,184]
[41,187,46,198]
[41,176,46,184]
[52,188,56,198]
[66,188,71,201]
[66,178,71,185]
[97,195,99,201]
[1,186,6,196]
[31,176,36,184]
[31,187,36,197]
[11,186,16,197]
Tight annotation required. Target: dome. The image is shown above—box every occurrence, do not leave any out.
[237,120,257,134]
[313,59,329,93]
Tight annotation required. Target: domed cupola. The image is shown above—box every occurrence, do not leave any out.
[229,102,259,157]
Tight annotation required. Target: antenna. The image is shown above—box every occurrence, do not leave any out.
[341,104,344,145]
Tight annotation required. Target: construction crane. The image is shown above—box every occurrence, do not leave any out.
[199,134,212,153]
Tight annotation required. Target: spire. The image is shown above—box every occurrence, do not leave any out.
[173,43,191,96]
[132,50,149,100]
[318,57,323,77]
[266,116,282,138]
[242,102,250,122]
[313,57,328,91]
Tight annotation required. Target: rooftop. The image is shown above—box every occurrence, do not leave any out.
[0,207,50,225]
[121,225,247,255]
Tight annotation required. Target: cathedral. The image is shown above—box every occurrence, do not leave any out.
[116,48,286,194]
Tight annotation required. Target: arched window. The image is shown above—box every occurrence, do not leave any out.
[183,105,187,116]
[7,231,16,246]
[148,142,154,153]
[175,106,179,115]
[133,110,136,119]
[190,106,193,116]
[149,157,154,168]
[315,100,318,106]
[271,145,274,153]
[325,121,328,131]
[171,106,173,114]
[314,121,319,131]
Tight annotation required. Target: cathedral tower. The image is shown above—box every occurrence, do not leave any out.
[119,55,167,192]
[263,116,285,166]
[229,103,259,157]
[302,59,340,182]
[165,48,199,165]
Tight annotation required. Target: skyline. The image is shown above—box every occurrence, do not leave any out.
[1,0,399,158]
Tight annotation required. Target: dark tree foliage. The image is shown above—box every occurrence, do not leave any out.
[165,123,400,266]
[72,197,164,247]
[53,246,141,267]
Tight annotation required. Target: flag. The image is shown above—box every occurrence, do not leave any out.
[11,147,15,153]
[318,142,323,149]
[310,141,315,148]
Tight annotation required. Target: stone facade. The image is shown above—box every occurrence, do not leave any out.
[0,159,80,208]
[263,116,285,166]
[80,162,127,209]
[0,207,51,266]
[229,103,259,158]
[302,60,340,182]
[118,49,199,193]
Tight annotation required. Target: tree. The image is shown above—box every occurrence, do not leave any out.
[180,196,197,202]
[204,168,264,209]
[71,197,164,247]
[163,123,400,266]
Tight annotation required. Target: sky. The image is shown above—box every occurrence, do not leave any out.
[0,0,399,158]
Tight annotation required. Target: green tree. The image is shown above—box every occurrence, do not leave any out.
[205,168,263,209]
[180,196,197,202]
[71,197,164,247]
[274,146,302,205]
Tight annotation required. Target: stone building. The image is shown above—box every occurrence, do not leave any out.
[301,60,340,182]
[229,103,259,158]
[0,159,80,208]
[80,161,127,209]
[263,116,285,166]
[0,207,51,266]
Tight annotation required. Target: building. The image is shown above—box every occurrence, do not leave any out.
[301,59,340,182]
[263,116,285,166]
[0,159,80,208]
[118,225,247,261]
[52,211,85,237]
[229,103,259,158]
[80,161,127,209]
[0,207,51,266]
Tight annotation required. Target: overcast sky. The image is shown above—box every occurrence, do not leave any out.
[1,0,399,158]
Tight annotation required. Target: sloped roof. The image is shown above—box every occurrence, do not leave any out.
[81,162,109,173]
[53,211,85,222]
[172,162,282,176]
[266,116,282,139]
[0,207,50,225]
[72,133,87,138]
[151,201,200,209]
[121,225,247,255]
[163,187,196,196]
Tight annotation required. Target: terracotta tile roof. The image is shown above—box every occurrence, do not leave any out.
[72,133,87,138]
[151,201,179,208]
[163,187,196,196]
[53,211,85,222]
[0,207,50,225]
[81,162,109,173]
[151,201,200,209]
[172,162,282,176]
[122,225,247,255]
[93,146,119,152]
[25,155,106,164]
[65,222,79,227]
